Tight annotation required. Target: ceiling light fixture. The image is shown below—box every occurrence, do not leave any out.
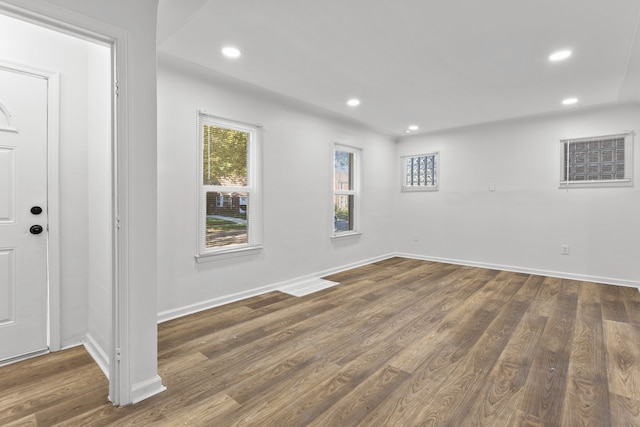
[549,50,572,62]
[222,46,242,58]
[562,97,578,105]
[408,125,419,131]
[347,98,360,107]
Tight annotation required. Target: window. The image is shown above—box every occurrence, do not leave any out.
[401,153,439,191]
[560,132,634,188]
[198,112,262,258]
[333,144,360,235]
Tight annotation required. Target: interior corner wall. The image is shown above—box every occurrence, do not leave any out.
[156,55,396,317]
[86,41,112,374]
[0,13,91,347]
[394,104,640,286]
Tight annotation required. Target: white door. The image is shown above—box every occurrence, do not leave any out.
[0,67,49,362]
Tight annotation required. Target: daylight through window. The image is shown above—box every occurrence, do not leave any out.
[333,145,360,235]
[402,153,439,191]
[198,113,262,257]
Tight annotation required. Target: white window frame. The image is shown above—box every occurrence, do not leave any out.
[401,152,439,192]
[559,131,634,189]
[196,112,262,261]
[332,144,361,238]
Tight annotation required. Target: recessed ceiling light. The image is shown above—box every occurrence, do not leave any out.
[549,50,572,62]
[347,98,360,107]
[562,97,578,105]
[404,130,411,134]
[222,46,241,58]
[408,125,419,131]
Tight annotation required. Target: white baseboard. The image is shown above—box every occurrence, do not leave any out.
[83,333,109,379]
[131,375,166,404]
[157,281,282,323]
[157,253,394,323]
[395,252,640,289]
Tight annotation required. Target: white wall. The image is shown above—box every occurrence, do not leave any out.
[395,104,640,286]
[86,41,112,374]
[157,54,396,318]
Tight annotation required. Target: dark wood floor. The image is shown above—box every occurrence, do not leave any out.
[2,258,640,426]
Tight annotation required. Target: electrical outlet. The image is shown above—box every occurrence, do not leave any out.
[561,244,569,255]
[489,182,496,192]
[414,234,419,242]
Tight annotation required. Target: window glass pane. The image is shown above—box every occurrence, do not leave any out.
[404,154,437,188]
[334,150,353,191]
[205,191,248,248]
[565,138,625,182]
[203,125,248,186]
[334,194,354,233]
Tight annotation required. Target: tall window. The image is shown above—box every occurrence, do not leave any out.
[198,112,262,257]
[560,132,633,188]
[402,153,439,191]
[333,144,360,235]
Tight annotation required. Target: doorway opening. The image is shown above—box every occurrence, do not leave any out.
[0,10,115,398]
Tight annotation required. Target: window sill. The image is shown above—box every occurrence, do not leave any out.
[401,186,439,192]
[331,231,362,240]
[559,179,632,189]
[195,245,263,263]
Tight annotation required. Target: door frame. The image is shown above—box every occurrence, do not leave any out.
[0,60,60,356]
[0,1,133,406]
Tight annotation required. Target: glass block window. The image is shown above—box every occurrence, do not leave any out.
[560,132,634,188]
[401,153,439,191]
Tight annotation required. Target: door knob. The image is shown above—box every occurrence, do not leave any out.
[31,206,43,215]
[30,225,43,235]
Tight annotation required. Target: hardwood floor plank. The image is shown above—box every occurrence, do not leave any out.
[2,415,38,427]
[609,393,640,427]
[458,311,548,426]
[604,320,640,400]
[307,365,410,427]
[529,276,562,317]
[602,298,630,324]
[0,259,638,425]
[618,286,640,302]
[359,298,508,425]
[519,291,579,425]
[624,300,640,326]
[410,295,533,426]
[228,344,403,426]
[561,292,611,427]
[0,357,107,425]
[0,346,94,390]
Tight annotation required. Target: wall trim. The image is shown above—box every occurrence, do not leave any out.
[83,333,109,379]
[130,375,166,405]
[157,253,395,323]
[395,252,640,289]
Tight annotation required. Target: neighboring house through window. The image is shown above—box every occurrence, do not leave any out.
[198,112,262,258]
[333,144,360,235]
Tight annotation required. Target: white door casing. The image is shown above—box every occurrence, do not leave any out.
[0,66,49,362]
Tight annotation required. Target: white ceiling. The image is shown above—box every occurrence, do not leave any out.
[157,0,640,136]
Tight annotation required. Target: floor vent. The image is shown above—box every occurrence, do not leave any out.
[278,278,340,297]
